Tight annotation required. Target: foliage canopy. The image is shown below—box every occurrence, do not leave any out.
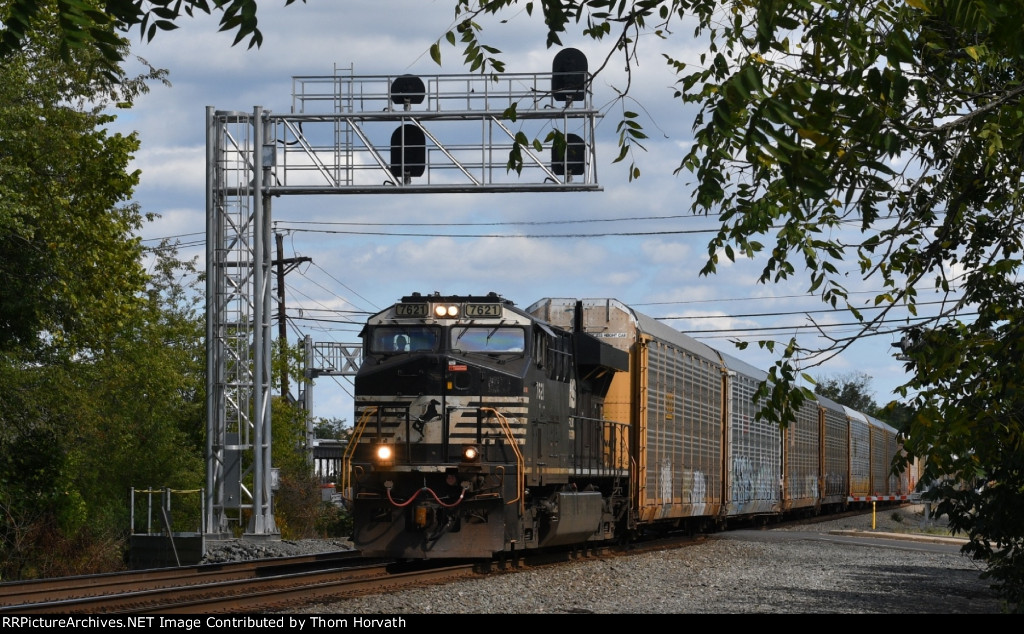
[430,0,1024,610]
[0,1,305,77]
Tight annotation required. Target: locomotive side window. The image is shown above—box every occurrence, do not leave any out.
[530,326,570,382]
[551,332,572,382]
[450,327,525,353]
[533,329,548,368]
[532,331,570,382]
[369,326,440,353]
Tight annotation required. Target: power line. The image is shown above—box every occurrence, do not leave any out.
[272,216,890,239]
[682,314,956,335]
[277,213,706,227]
[629,290,883,306]
[282,307,971,336]
[142,214,708,246]
[307,262,381,314]
[278,226,722,238]
[659,299,959,321]
[139,232,204,244]
[283,297,960,322]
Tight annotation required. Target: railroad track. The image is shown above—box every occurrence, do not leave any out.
[0,551,359,607]
[0,552,484,614]
[0,508,892,614]
[0,539,692,614]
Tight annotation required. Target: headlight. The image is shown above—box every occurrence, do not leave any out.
[375,444,393,462]
[434,304,459,318]
[462,445,480,462]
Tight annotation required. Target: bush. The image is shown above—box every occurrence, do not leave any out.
[1,513,125,581]
[274,473,323,539]
[317,503,353,538]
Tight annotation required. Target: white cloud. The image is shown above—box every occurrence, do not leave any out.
[132,146,205,192]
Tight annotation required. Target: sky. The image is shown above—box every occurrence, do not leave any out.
[111,0,923,425]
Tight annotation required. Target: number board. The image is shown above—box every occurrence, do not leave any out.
[395,303,427,317]
[465,303,502,318]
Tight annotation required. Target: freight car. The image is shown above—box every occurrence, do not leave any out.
[342,292,913,560]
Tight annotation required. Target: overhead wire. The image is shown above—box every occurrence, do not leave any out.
[141,213,962,343]
[278,213,704,227]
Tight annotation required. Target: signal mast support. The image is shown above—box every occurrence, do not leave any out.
[205,55,601,538]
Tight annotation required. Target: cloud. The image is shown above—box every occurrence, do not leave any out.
[131,146,205,193]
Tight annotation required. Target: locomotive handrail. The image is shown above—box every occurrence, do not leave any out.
[567,415,631,477]
[341,406,379,504]
[479,407,525,514]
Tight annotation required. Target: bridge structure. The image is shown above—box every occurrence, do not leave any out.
[204,54,602,537]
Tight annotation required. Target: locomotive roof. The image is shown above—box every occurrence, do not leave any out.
[399,291,515,306]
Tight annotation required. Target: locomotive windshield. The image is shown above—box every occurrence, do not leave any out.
[450,326,525,353]
[369,326,440,353]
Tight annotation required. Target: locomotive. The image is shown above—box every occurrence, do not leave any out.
[342,292,913,560]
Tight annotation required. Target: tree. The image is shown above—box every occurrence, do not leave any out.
[72,242,207,522]
[430,0,1024,611]
[267,342,352,538]
[814,372,880,417]
[0,8,196,579]
[0,1,304,77]
[0,243,207,579]
[312,417,350,441]
[0,2,166,357]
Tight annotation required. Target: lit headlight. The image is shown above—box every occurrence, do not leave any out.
[462,445,480,462]
[375,444,393,462]
[434,304,459,318]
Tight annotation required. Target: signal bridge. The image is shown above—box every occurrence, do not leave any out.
[205,52,602,537]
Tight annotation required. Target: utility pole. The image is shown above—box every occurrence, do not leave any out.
[275,232,311,401]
